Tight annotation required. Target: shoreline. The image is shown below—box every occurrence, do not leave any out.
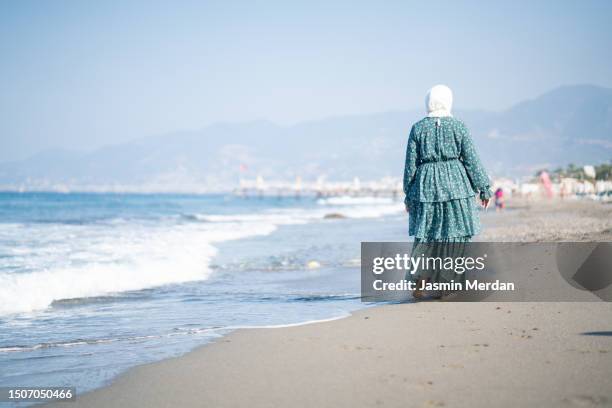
[49,199,612,407]
[50,302,612,408]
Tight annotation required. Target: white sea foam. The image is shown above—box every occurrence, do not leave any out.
[317,196,395,206]
[334,203,403,218]
[0,330,224,353]
[195,213,309,225]
[0,222,276,316]
[197,198,403,225]
[0,313,356,353]
[0,197,402,316]
[225,313,352,329]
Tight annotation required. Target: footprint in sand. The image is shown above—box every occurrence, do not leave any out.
[416,380,435,388]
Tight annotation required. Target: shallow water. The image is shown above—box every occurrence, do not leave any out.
[0,192,406,395]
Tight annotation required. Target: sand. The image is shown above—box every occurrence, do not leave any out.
[51,303,612,408]
[50,199,612,408]
[480,198,612,242]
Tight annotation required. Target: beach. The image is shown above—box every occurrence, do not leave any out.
[51,303,612,408]
[0,193,404,393]
[49,198,612,408]
[3,2,612,406]
[479,198,612,242]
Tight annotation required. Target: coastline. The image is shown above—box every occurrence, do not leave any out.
[49,199,612,407]
[50,302,612,408]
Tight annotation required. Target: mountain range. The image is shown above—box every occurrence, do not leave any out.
[1,84,611,192]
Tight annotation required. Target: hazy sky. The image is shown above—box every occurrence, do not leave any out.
[1,0,611,162]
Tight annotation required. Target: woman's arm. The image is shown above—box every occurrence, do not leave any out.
[458,122,492,206]
[403,126,418,211]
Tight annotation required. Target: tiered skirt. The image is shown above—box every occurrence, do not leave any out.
[408,196,480,241]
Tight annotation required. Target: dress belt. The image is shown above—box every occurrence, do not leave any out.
[418,157,459,165]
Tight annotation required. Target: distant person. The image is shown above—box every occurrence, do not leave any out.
[403,85,491,299]
[560,184,566,200]
[494,187,505,211]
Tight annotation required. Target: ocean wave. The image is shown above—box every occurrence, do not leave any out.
[290,293,361,302]
[317,196,395,206]
[0,222,277,316]
[226,313,352,329]
[334,204,403,219]
[50,292,151,307]
[189,213,309,225]
[0,198,402,316]
[0,328,225,354]
[187,200,403,225]
[0,307,357,354]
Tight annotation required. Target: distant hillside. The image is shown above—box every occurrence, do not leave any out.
[1,85,611,192]
[465,84,612,175]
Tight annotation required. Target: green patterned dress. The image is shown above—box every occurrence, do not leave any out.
[403,116,491,243]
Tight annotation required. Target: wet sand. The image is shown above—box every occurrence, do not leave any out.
[50,199,612,408]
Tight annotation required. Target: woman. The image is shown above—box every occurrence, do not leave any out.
[403,85,491,298]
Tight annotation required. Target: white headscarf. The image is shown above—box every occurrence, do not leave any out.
[425,84,453,117]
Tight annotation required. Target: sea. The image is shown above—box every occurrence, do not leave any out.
[0,192,408,397]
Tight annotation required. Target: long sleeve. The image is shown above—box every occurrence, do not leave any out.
[403,126,418,205]
[459,123,492,200]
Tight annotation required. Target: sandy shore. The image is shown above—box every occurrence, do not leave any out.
[480,198,612,242]
[51,199,612,408]
[52,303,612,408]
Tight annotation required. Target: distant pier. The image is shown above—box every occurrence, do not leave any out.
[234,175,612,202]
[233,177,403,199]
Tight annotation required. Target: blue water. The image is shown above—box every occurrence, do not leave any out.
[0,192,406,397]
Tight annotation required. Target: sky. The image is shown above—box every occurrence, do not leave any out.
[1,0,611,162]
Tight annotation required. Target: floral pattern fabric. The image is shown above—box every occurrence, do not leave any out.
[403,117,491,240]
[409,236,471,282]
